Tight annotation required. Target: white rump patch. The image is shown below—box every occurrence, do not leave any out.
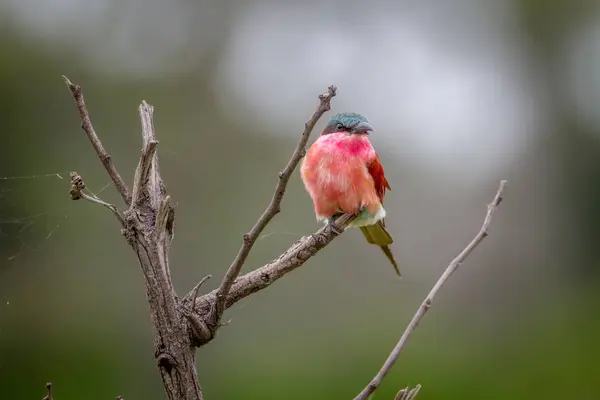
[348,206,386,228]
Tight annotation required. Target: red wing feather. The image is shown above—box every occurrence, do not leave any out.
[367,154,391,203]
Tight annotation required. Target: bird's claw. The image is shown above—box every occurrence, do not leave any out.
[327,219,344,235]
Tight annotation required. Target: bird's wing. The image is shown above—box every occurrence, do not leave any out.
[366,154,391,228]
[367,154,391,203]
[364,153,400,275]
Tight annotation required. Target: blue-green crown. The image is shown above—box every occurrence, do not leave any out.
[323,112,374,134]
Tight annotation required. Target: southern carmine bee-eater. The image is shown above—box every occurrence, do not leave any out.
[300,112,400,276]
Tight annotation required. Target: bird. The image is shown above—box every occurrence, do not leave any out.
[300,112,400,276]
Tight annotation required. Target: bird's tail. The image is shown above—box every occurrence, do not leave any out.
[360,222,401,277]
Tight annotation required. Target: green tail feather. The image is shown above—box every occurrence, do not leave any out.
[360,223,401,277]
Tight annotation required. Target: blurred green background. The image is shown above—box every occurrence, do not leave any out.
[1,0,600,399]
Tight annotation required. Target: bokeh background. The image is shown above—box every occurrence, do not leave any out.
[1,0,599,398]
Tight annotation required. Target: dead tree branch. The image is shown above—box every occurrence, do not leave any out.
[64,78,199,400]
[209,85,337,328]
[394,385,421,400]
[69,172,125,227]
[42,382,53,400]
[62,76,131,205]
[353,180,507,400]
[189,213,355,326]
[63,79,344,399]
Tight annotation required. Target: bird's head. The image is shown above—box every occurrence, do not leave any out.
[322,112,374,135]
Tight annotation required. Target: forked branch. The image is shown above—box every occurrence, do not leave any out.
[209,85,337,328]
[64,77,200,400]
[63,78,347,399]
[131,101,161,208]
[353,180,507,400]
[190,213,355,322]
[62,76,131,205]
[68,171,125,227]
[394,385,421,400]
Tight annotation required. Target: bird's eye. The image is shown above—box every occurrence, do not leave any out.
[336,123,344,131]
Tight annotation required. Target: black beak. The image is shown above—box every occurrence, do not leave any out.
[352,121,374,134]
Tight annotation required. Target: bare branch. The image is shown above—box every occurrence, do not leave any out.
[190,213,355,338]
[64,79,202,400]
[131,101,160,208]
[210,85,337,327]
[65,79,347,398]
[62,76,131,205]
[69,172,125,227]
[184,274,212,312]
[353,180,507,400]
[394,384,421,400]
[42,382,53,400]
[131,139,158,205]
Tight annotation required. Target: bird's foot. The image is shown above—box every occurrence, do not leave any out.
[327,213,345,235]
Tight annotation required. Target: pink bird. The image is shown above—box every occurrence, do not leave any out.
[300,112,400,276]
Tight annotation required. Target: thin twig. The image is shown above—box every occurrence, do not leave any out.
[42,382,53,400]
[394,384,421,400]
[183,274,214,345]
[62,76,132,205]
[80,192,126,227]
[69,172,125,227]
[353,180,507,400]
[190,275,212,312]
[210,85,337,327]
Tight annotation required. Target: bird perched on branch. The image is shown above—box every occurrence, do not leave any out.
[300,112,400,276]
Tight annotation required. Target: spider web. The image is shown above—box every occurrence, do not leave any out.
[0,171,111,264]
[0,167,300,264]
